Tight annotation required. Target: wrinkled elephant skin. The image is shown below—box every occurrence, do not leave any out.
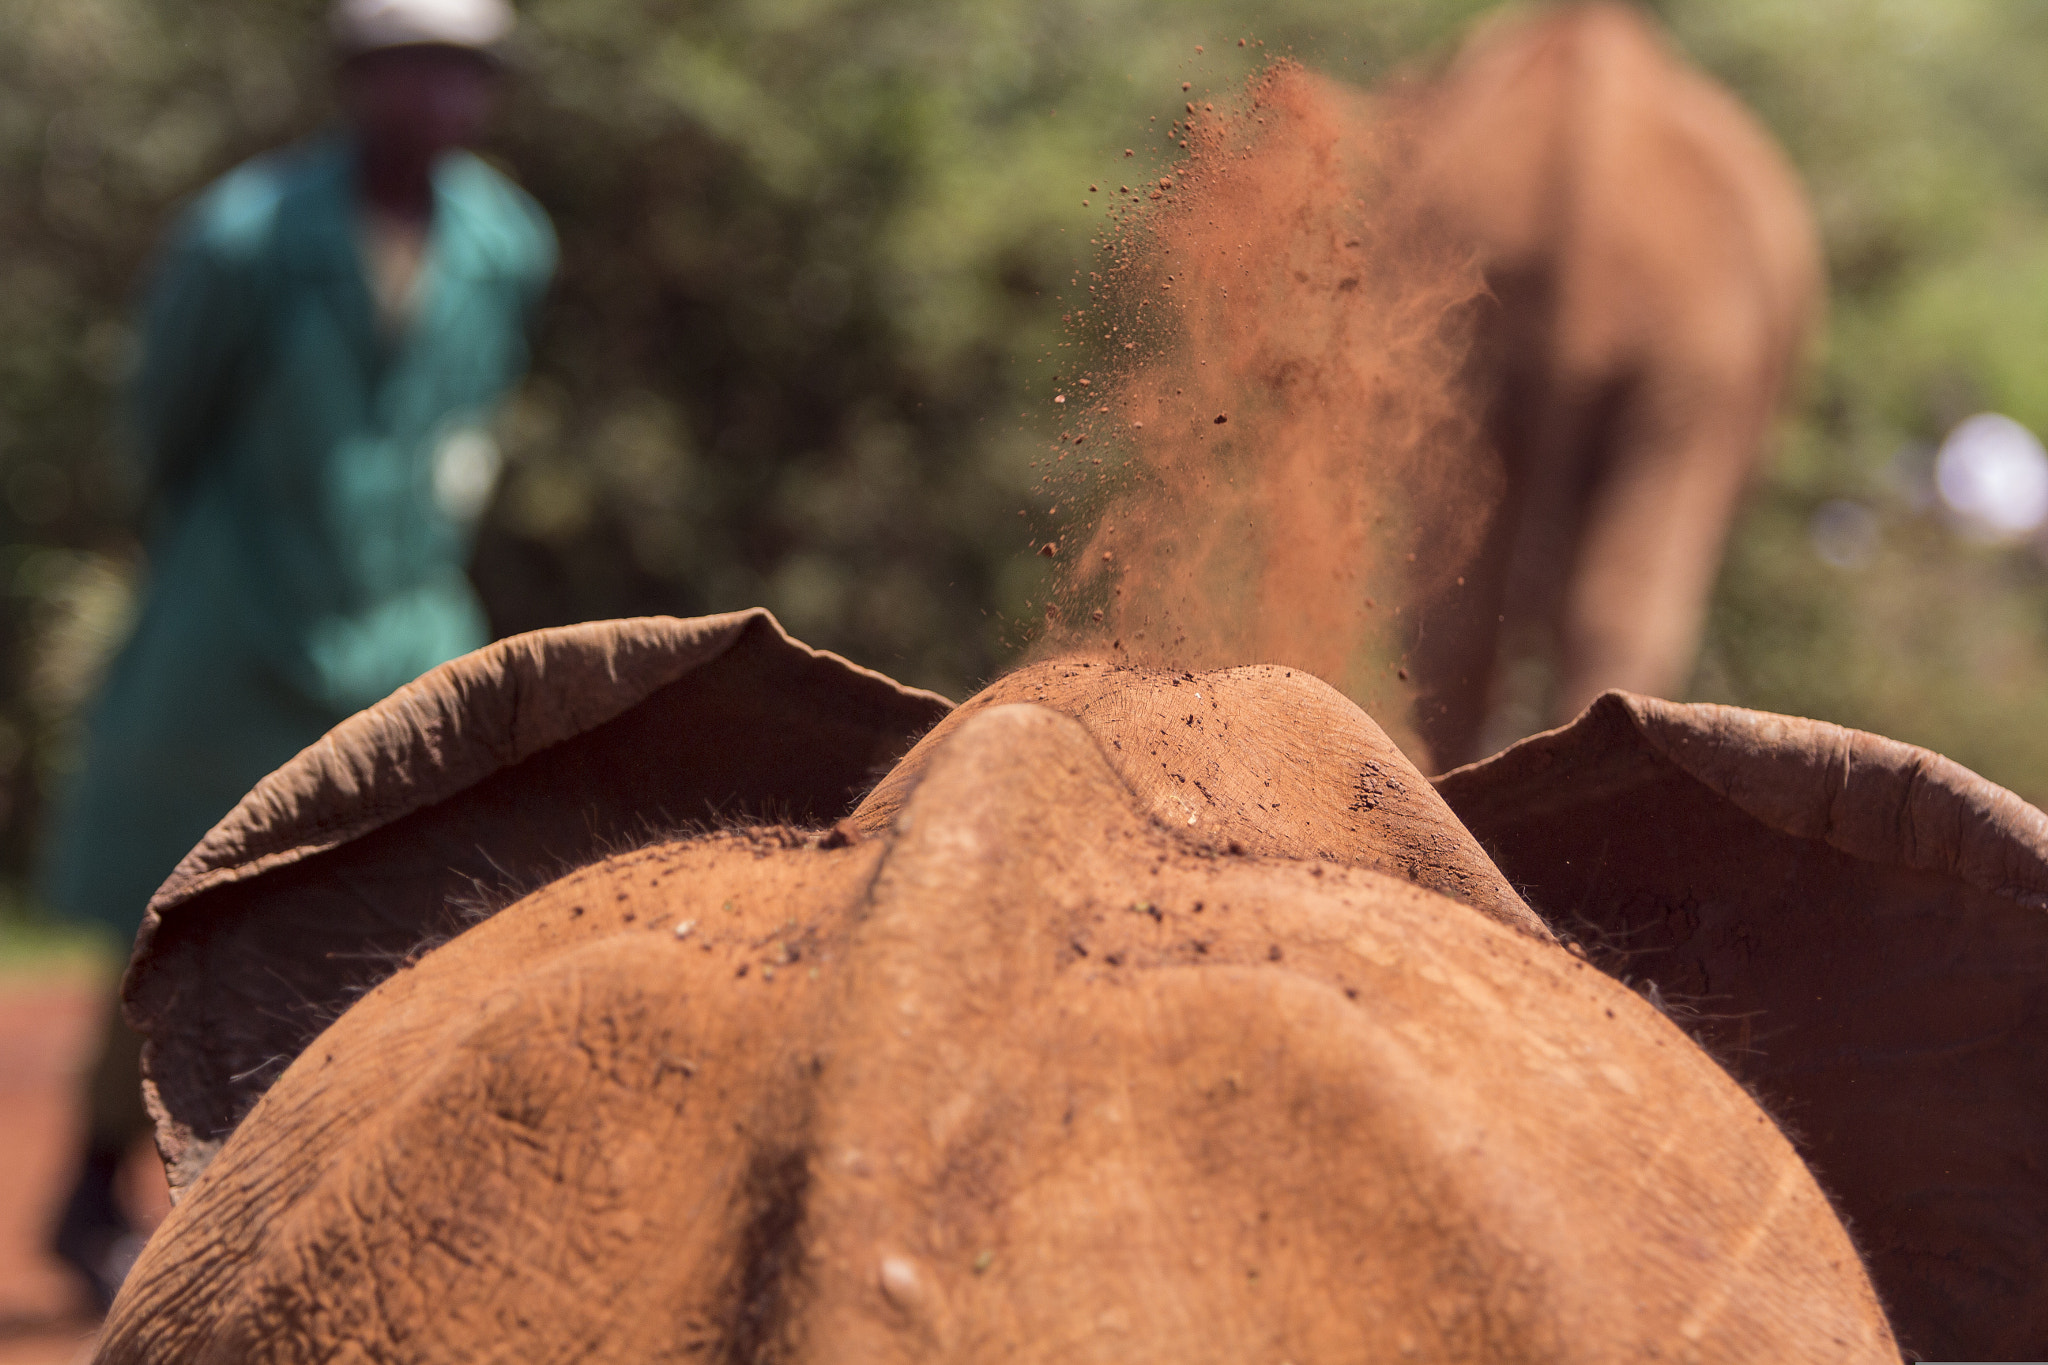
[100,613,2045,1362]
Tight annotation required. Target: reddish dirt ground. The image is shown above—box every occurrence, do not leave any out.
[0,975,167,1365]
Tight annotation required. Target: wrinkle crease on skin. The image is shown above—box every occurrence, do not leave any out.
[1673,1160,1802,1346]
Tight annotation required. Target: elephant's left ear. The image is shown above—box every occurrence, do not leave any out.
[128,609,950,1195]
[1435,692,2048,1361]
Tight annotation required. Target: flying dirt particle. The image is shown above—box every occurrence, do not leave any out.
[1040,542,1059,557]
[1054,394,1067,404]
[1092,609,1104,621]
[674,919,696,940]
[1079,377,1091,386]
[1214,413,1228,424]
[1158,177,1173,188]
[1195,44,1204,53]
[1239,38,1246,46]
[1132,420,1143,429]
[1124,148,1134,157]
[1102,550,1114,561]
[1082,200,1090,207]
[1182,81,1192,91]
[1397,668,1409,680]
[1186,102,1196,114]
[1089,184,1098,192]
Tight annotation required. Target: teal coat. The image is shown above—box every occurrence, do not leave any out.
[45,133,554,937]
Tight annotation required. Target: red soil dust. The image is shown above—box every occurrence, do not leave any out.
[1032,62,1500,746]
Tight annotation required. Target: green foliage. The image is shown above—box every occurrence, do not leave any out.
[5,0,2048,931]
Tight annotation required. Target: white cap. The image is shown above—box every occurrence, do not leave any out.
[330,0,514,54]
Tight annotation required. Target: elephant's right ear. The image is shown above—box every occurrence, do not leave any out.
[1435,692,2048,1361]
[128,609,951,1195]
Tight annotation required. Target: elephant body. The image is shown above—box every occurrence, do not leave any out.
[102,612,2046,1361]
[1405,2,1823,766]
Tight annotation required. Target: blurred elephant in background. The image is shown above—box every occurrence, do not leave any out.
[101,612,2042,1362]
[1404,1,1824,768]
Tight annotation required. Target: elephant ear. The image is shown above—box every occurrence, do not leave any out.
[1434,691,2048,1361]
[127,609,951,1195]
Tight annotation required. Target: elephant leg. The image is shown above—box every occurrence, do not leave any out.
[1405,502,1515,773]
[1553,374,1761,721]
[1407,291,1565,772]
[1485,376,1617,754]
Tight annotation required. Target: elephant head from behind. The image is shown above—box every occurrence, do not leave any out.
[100,610,2043,1363]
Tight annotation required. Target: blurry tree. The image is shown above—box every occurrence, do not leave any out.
[7,0,2048,924]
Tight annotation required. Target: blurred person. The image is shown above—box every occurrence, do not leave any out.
[42,0,554,1308]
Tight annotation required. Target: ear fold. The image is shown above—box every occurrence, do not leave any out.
[1434,691,2048,1361]
[128,609,951,1194]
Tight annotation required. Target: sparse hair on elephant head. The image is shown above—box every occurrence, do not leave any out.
[106,611,2043,1363]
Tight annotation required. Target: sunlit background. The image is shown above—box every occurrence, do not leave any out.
[8,0,2048,950]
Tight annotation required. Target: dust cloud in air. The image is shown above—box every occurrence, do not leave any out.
[1026,60,1500,741]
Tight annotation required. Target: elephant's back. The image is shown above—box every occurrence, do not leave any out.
[1601,10,1823,375]
[1421,1,1821,377]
